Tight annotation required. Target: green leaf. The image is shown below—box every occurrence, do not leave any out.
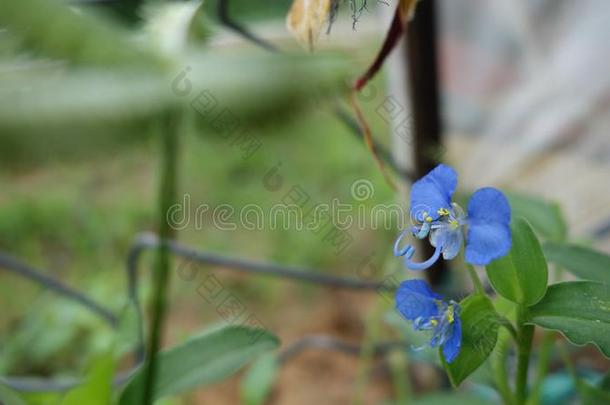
[601,371,610,391]
[240,353,278,405]
[0,69,173,130]
[120,325,280,404]
[61,356,114,405]
[543,242,610,284]
[0,384,28,405]
[441,294,499,387]
[486,217,548,306]
[578,380,610,405]
[507,193,567,241]
[184,51,349,124]
[414,392,494,405]
[0,0,160,66]
[528,281,610,358]
[21,392,64,405]
[0,52,348,131]
[143,1,211,56]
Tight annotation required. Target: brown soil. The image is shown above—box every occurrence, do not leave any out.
[166,275,395,405]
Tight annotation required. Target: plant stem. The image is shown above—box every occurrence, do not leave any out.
[142,109,181,404]
[492,331,515,405]
[527,264,561,405]
[557,342,576,379]
[515,306,534,405]
[528,331,554,405]
[466,263,484,294]
[389,350,411,404]
[353,305,383,405]
[498,316,518,342]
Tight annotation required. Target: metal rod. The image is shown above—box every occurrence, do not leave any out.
[0,252,117,326]
[278,335,407,364]
[0,367,138,393]
[405,0,447,286]
[128,233,388,291]
[217,0,278,52]
[0,230,393,393]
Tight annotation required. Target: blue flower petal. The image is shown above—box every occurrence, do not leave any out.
[442,316,462,363]
[465,187,511,265]
[431,227,463,260]
[395,280,441,321]
[442,229,463,260]
[410,164,457,222]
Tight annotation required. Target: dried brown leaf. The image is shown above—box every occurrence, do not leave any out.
[286,0,331,51]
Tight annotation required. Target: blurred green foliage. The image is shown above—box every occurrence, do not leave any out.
[0,1,388,400]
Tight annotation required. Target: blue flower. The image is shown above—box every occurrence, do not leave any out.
[394,164,511,270]
[395,279,462,362]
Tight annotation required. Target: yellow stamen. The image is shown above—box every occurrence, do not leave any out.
[446,306,455,323]
[430,319,438,326]
[437,208,450,216]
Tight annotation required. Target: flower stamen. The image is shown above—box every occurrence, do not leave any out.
[437,208,450,216]
[393,229,416,258]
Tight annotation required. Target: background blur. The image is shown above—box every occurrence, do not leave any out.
[1,0,609,404]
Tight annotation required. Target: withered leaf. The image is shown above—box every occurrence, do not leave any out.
[286,0,331,51]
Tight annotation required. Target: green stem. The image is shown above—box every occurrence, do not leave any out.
[492,331,515,405]
[527,331,554,405]
[389,350,411,404]
[466,263,484,294]
[527,263,563,405]
[498,316,518,342]
[515,306,534,405]
[353,305,383,405]
[142,109,181,404]
[558,342,576,378]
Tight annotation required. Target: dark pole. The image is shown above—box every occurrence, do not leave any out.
[406,0,446,286]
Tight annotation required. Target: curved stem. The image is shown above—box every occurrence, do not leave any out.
[466,263,484,294]
[331,102,414,181]
[497,316,518,342]
[215,1,414,185]
[402,243,442,271]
